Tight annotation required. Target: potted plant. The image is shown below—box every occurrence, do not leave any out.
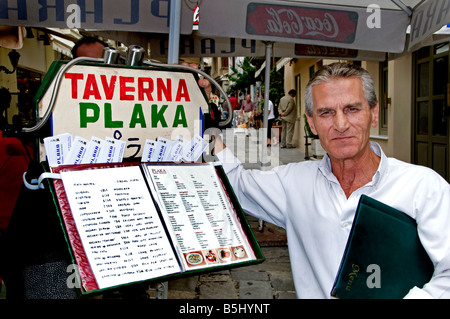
[303,114,326,157]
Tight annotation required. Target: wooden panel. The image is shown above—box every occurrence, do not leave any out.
[432,143,448,179]
[416,142,428,167]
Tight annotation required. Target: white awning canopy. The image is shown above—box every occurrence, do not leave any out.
[0,0,195,35]
[0,1,449,58]
[196,0,448,54]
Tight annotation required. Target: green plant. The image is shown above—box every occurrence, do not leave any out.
[225,57,256,93]
[264,68,284,107]
[260,66,284,120]
[303,114,319,138]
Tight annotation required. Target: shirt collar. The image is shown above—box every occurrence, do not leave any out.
[318,141,387,186]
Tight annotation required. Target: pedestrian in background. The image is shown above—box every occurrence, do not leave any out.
[267,97,275,146]
[229,92,240,111]
[240,94,255,128]
[279,89,297,148]
[71,36,107,58]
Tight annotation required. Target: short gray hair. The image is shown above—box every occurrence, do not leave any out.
[304,62,378,116]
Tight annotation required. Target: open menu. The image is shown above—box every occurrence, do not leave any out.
[50,162,262,295]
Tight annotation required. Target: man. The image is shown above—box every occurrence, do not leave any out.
[267,97,275,146]
[71,36,107,58]
[240,94,255,128]
[229,93,240,111]
[214,62,450,298]
[279,89,297,148]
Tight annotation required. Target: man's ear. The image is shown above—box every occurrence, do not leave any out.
[306,114,318,135]
[371,102,379,128]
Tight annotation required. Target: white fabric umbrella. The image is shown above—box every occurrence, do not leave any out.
[196,0,440,54]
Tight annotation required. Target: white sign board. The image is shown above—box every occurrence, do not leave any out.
[38,64,209,159]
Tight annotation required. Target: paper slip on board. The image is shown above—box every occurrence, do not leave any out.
[49,161,264,295]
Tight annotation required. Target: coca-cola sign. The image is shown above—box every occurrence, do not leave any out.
[246,3,358,43]
[295,44,358,58]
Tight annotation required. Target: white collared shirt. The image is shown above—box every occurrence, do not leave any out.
[216,142,450,299]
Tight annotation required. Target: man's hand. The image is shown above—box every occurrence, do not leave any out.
[180,62,225,155]
[211,134,225,155]
[181,62,211,98]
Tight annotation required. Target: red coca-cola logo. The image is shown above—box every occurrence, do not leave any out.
[246,3,358,43]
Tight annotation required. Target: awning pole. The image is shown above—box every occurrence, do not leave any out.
[168,0,181,64]
[390,0,412,16]
[261,41,273,167]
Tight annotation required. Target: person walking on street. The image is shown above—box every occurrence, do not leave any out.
[229,93,240,128]
[229,93,240,111]
[267,98,275,146]
[240,94,255,128]
[279,89,297,148]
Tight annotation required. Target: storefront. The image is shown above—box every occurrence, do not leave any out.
[413,42,450,181]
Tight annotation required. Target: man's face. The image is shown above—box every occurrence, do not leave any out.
[76,42,105,58]
[306,77,379,162]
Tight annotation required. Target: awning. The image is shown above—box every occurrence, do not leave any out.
[196,0,444,54]
[1,1,448,58]
[255,58,291,78]
[276,57,291,71]
[50,34,75,58]
[0,0,195,35]
[0,26,25,49]
[408,0,450,50]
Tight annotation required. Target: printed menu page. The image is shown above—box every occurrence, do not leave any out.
[60,166,181,289]
[143,163,256,270]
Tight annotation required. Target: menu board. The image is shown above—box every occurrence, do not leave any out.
[142,164,255,270]
[59,166,181,290]
[51,162,259,294]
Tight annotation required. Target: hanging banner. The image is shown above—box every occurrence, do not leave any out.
[0,0,194,34]
[38,63,209,159]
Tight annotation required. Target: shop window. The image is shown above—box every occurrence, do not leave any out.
[379,60,388,135]
[16,67,42,127]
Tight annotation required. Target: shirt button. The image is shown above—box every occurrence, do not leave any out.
[342,222,349,228]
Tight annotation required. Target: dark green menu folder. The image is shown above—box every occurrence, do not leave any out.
[331,195,434,299]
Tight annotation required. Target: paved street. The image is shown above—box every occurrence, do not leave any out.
[166,245,295,299]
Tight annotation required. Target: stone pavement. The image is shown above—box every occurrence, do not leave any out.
[162,128,313,300]
[166,245,295,299]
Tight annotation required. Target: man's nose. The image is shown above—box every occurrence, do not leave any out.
[333,111,349,132]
